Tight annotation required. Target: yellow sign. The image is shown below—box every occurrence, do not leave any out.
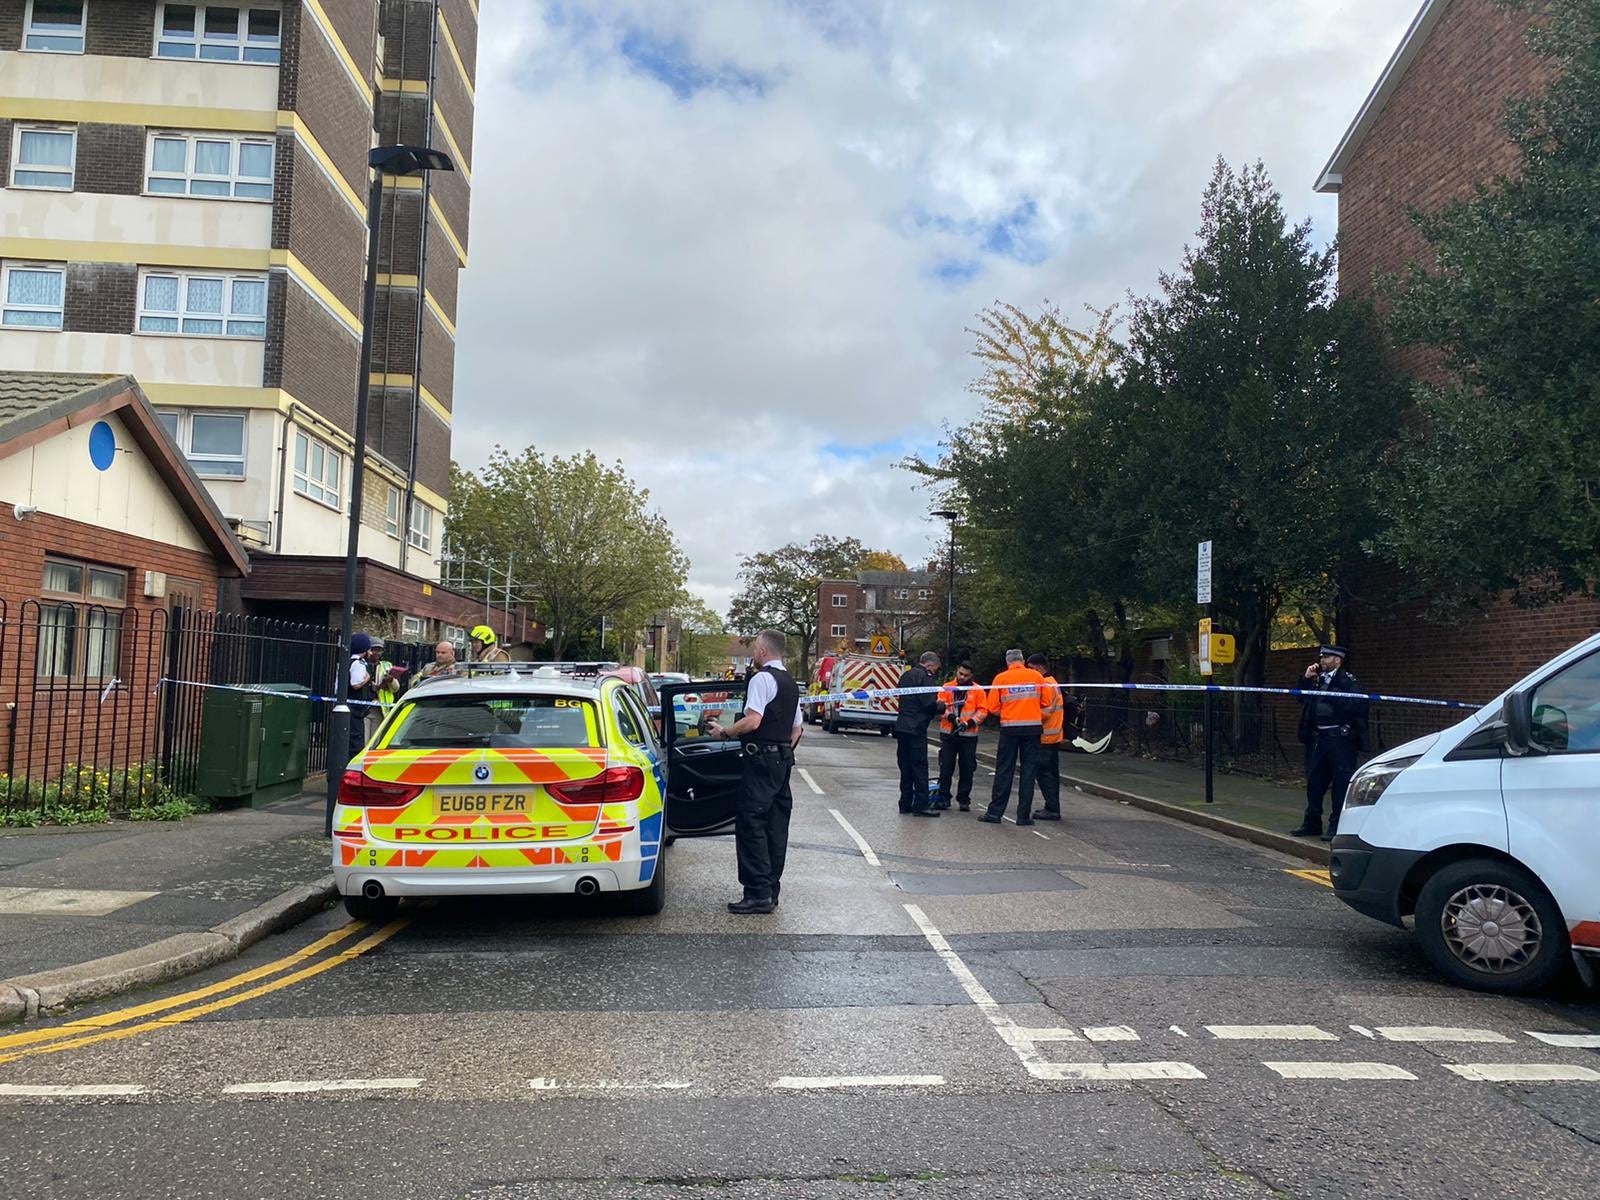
[1198,618,1213,676]
[1210,633,1236,664]
[1198,617,1212,635]
[869,634,893,656]
[421,583,433,596]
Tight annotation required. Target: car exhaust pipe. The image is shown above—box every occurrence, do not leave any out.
[574,876,600,897]
[361,880,386,902]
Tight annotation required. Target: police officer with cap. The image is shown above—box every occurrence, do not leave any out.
[1293,644,1369,841]
[706,628,802,914]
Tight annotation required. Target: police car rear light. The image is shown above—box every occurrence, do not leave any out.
[548,766,645,805]
[339,770,424,807]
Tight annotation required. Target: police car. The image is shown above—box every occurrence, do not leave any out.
[332,666,747,920]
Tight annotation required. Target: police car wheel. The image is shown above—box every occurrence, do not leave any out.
[344,892,399,922]
[617,845,668,917]
[1414,858,1568,995]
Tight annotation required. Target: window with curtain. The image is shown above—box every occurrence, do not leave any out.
[146,131,273,200]
[137,271,267,338]
[37,559,127,681]
[156,4,281,63]
[1,263,65,329]
[23,0,85,53]
[10,126,75,189]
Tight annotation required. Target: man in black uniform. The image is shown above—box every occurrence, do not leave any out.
[1292,644,1369,841]
[894,651,943,816]
[707,629,802,914]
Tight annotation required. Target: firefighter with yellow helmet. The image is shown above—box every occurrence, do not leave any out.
[470,624,511,663]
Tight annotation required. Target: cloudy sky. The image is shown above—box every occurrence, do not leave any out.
[452,0,1418,615]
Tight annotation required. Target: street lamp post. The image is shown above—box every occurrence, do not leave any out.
[931,510,958,667]
[326,145,456,835]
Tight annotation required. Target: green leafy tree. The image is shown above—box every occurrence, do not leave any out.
[675,596,727,677]
[727,535,868,680]
[1375,0,1600,608]
[447,450,689,660]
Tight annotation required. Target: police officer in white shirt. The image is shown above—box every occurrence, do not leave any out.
[707,629,803,914]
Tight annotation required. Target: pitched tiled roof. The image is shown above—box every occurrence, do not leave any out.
[0,373,126,443]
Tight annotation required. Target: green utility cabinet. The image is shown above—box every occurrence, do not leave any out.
[196,684,311,807]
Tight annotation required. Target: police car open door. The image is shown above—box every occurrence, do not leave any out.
[659,680,745,836]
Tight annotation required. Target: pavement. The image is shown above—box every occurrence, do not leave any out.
[0,792,333,1020]
[0,729,1595,1199]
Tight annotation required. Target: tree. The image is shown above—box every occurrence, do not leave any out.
[727,535,866,680]
[447,450,689,660]
[856,550,909,572]
[1374,0,1600,608]
[675,596,726,677]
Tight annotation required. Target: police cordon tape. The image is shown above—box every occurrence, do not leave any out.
[150,676,1483,714]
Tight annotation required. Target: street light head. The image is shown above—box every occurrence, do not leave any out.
[930,510,958,522]
[368,144,456,176]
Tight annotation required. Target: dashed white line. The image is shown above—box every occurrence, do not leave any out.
[828,808,880,867]
[1031,1061,1205,1082]
[771,1075,944,1090]
[1206,1025,1339,1042]
[1377,1026,1514,1044]
[1446,1063,1600,1083]
[1032,829,1050,839]
[797,767,824,795]
[1082,1025,1141,1042]
[223,1078,423,1095]
[528,1078,691,1091]
[1349,1025,1377,1039]
[1526,1031,1600,1049]
[1003,1026,1080,1046]
[0,1083,145,1097]
[1170,1025,1190,1038]
[1265,1061,1417,1081]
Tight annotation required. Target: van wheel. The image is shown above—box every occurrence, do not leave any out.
[618,847,667,916]
[1414,858,1568,994]
[344,892,399,923]
[823,715,836,734]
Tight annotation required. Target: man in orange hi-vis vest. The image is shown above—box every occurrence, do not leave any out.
[982,649,1046,825]
[935,662,987,811]
[1027,652,1064,821]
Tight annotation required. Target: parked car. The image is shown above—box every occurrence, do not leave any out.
[1330,631,1600,994]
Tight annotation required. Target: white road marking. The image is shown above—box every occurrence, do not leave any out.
[0,1083,146,1097]
[1083,1026,1141,1042]
[1526,1031,1600,1049]
[1447,1063,1600,1083]
[1170,1026,1190,1037]
[1032,829,1050,839]
[1031,1061,1205,1082]
[1377,1026,1514,1044]
[224,1078,423,1095]
[771,1075,944,1090]
[528,1078,691,1091]
[1003,1026,1080,1046]
[798,767,824,795]
[1265,1062,1417,1081]
[828,809,880,867]
[1206,1025,1339,1041]
[0,887,159,917]
[1349,1025,1377,1039]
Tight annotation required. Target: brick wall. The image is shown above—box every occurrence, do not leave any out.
[414,406,449,494]
[434,44,474,165]
[429,156,470,257]
[278,282,360,431]
[375,189,424,274]
[360,466,399,536]
[1334,0,1589,700]
[263,272,288,388]
[1338,0,1554,379]
[816,581,864,651]
[423,213,458,321]
[75,123,145,195]
[286,143,367,316]
[0,118,10,183]
[375,91,429,146]
[276,0,303,109]
[368,287,418,374]
[320,0,378,74]
[85,1,156,58]
[290,13,374,197]
[366,385,413,471]
[419,306,452,407]
[0,4,23,49]
[63,262,138,333]
[380,0,433,79]
[439,0,477,87]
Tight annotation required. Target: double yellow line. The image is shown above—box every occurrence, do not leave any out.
[0,918,410,1065]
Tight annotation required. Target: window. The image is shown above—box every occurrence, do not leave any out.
[23,0,85,53]
[442,623,467,648]
[155,409,246,478]
[831,594,848,607]
[1,263,65,329]
[918,589,930,600]
[1529,651,1600,754]
[156,3,281,63]
[384,486,402,538]
[10,125,75,190]
[292,429,341,509]
[146,132,273,200]
[408,502,434,553]
[400,615,425,640]
[830,624,846,638]
[137,270,267,337]
[613,695,647,748]
[896,589,909,600]
[38,559,127,680]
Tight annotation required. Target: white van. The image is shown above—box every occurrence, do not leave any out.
[1331,630,1600,994]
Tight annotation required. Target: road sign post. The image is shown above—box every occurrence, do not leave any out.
[1197,540,1214,806]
